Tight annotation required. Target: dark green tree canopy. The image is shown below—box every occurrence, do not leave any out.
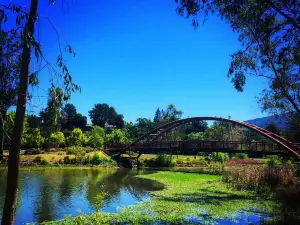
[154,108,162,124]
[89,103,124,128]
[265,121,281,135]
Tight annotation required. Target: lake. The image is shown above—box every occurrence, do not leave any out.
[0,168,164,224]
[0,167,273,224]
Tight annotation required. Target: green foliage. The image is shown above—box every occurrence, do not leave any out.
[66,147,86,156]
[67,128,87,147]
[134,118,155,137]
[265,122,281,135]
[4,111,29,147]
[208,162,225,170]
[105,129,128,145]
[40,88,64,136]
[33,156,48,165]
[186,132,204,140]
[264,155,282,167]
[143,153,175,167]
[88,103,124,128]
[48,132,65,148]
[211,152,229,163]
[233,153,248,159]
[90,152,104,165]
[87,126,105,148]
[23,128,44,149]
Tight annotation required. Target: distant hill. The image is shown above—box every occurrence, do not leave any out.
[245,114,290,130]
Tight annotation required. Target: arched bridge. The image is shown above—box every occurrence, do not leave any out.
[108,117,300,166]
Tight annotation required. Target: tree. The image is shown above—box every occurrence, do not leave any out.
[73,113,87,129]
[3,111,28,150]
[135,118,156,137]
[1,1,79,223]
[0,14,22,160]
[114,114,125,129]
[162,104,183,122]
[26,115,41,129]
[61,103,77,130]
[105,129,128,145]
[47,132,65,148]
[153,108,162,124]
[185,121,208,134]
[175,1,300,117]
[89,103,110,127]
[87,126,105,148]
[40,88,64,136]
[67,128,87,147]
[23,128,44,149]
[1,2,39,223]
[89,103,124,128]
[187,132,204,140]
[265,122,281,135]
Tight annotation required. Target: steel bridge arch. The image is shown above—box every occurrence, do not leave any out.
[119,116,300,158]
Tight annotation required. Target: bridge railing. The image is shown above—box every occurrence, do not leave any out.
[106,140,287,153]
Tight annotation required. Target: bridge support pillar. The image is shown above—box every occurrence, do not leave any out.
[136,153,142,169]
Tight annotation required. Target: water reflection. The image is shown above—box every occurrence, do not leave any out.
[0,168,164,224]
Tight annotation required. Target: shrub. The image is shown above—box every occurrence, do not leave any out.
[24,149,42,155]
[211,152,229,163]
[155,153,174,167]
[208,162,225,170]
[105,129,128,145]
[90,152,104,165]
[66,147,86,156]
[264,155,281,167]
[33,156,42,163]
[233,153,248,159]
[48,132,66,148]
[87,126,105,148]
[40,158,48,165]
[187,132,204,140]
[67,128,87,147]
[223,166,294,193]
[23,128,44,149]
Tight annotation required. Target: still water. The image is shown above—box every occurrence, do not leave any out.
[0,168,272,225]
[0,168,163,224]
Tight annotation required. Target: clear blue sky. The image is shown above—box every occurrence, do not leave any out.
[10,0,269,123]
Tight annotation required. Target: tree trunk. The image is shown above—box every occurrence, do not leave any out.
[0,109,7,161]
[1,1,38,224]
[0,119,4,161]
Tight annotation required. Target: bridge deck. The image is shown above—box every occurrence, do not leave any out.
[106,140,295,156]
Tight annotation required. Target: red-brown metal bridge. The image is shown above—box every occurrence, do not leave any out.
[106,117,300,166]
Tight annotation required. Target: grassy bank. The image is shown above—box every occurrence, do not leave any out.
[1,149,116,166]
[42,171,279,225]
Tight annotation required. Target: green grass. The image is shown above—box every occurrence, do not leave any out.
[42,171,279,225]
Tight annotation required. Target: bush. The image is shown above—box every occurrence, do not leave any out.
[23,128,44,149]
[233,153,248,159]
[67,128,87,147]
[48,132,65,148]
[24,149,43,155]
[33,156,48,165]
[264,155,282,167]
[87,126,105,148]
[66,147,86,156]
[90,152,104,165]
[187,132,204,140]
[211,152,229,163]
[223,166,294,193]
[105,129,128,146]
[33,156,42,163]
